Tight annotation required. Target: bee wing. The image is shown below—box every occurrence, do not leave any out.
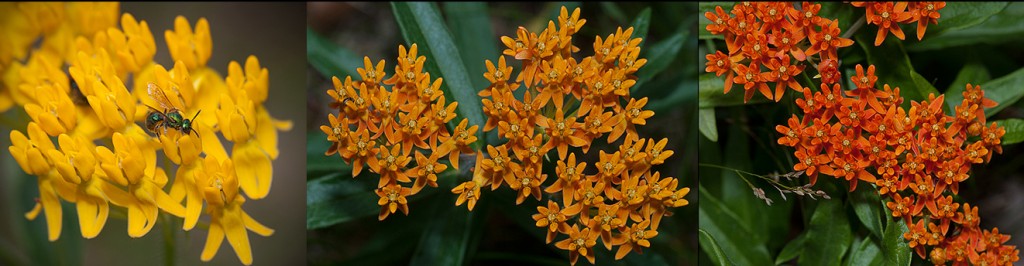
[147,82,176,111]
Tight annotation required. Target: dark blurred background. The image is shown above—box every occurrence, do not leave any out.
[306,2,696,266]
[0,3,307,266]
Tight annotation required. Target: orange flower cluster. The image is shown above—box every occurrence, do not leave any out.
[704,2,854,102]
[773,65,1018,264]
[323,44,477,220]
[450,7,689,265]
[850,2,946,45]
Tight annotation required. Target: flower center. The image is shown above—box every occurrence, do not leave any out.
[406,71,415,80]
[824,34,832,41]
[882,12,890,19]
[805,11,813,18]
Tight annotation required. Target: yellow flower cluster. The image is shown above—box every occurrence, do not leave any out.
[1,3,289,265]
[323,44,476,220]
[451,6,690,265]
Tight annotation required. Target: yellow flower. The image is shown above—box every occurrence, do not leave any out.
[95,133,184,237]
[17,2,63,37]
[65,2,119,37]
[164,16,211,70]
[196,157,273,266]
[10,123,72,241]
[235,56,291,159]
[160,128,206,231]
[108,13,156,74]
[70,49,136,131]
[45,134,112,239]
[217,87,274,199]
[20,53,76,136]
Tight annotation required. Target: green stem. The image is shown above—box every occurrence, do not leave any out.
[163,214,175,266]
[841,15,866,40]
[697,163,799,190]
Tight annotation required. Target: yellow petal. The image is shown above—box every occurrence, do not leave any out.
[39,180,62,241]
[181,164,204,231]
[242,211,274,237]
[76,198,107,239]
[201,218,225,262]
[254,109,282,159]
[223,206,254,265]
[232,141,272,199]
[155,185,185,218]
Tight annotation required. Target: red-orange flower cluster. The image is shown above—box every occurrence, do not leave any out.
[707,2,1016,265]
[851,1,946,45]
[452,7,689,265]
[704,2,854,102]
[775,67,1017,264]
[323,44,477,220]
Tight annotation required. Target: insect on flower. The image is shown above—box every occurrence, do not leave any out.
[144,82,201,138]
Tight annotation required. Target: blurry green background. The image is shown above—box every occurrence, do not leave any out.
[305,2,696,266]
[0,3,307,266]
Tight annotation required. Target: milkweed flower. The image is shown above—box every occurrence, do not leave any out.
[468,6,688,265]
[3,5,286,265]
[196,157,274,266]
[323,43,474,220]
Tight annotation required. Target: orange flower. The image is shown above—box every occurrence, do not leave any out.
[539,108,585,160]
[547,153,586,206]
[806,18,853,59]
[407,151,445,194]
[705,51,734,93]
[910,2,944,40]
[866,2,913,46]
[376,184,411,220]
[609,97,654,143]
[555,225,598,265]
[532,200,573,243]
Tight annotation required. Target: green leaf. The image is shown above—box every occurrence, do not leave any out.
[775,232,807,265]
[698,2,733,40]
[443,2,498,91]
[798,196,851,266]
[307,27,362,79]
[698,74,768,108]
[858,36,939,102]
[979,67,1024,117]
[306,132,351,179]
[698,108,718,142]
[647,78,694,113]
[943,62,991,111]
[943,67,1024,117]
[698,229,732,266]
[392,2,485,150]
[881,219,912,266]
[630,7,652,47]
[927,2,1009,33]
[636,25,686,88]
[844,237,883,266]
[995,119,1024,145]
[305,172,378,229]
[908,3,1023,51]
[409,196,476,266]
[600,2,628,25]
[698,185,773,266]
[850,183,884,239]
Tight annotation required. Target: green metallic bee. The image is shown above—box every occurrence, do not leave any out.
[145,82,201,138]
